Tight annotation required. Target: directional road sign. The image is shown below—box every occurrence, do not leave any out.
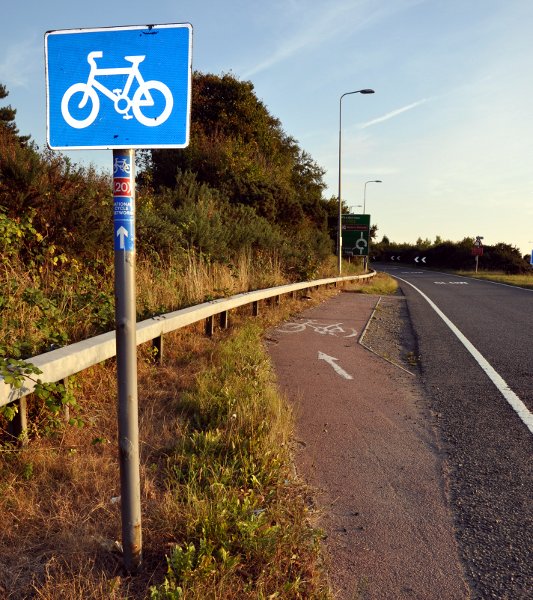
[342,214,371,256]
[45,23,192,149]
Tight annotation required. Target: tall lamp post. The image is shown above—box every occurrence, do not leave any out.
[363,179,382,214]
[338,89,375,275]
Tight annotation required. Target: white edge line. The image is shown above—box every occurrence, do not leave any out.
[395,275,533,436]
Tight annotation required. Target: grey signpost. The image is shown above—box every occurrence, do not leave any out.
[45,23,192,572]
[113,149,142,568]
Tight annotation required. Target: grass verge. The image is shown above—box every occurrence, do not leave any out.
[342,272,399,295]
[0,289,336,599]
[454,270,533,289]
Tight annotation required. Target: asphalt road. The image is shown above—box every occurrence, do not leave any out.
[374,262,533,599]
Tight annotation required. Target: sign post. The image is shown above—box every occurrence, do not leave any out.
[45,23,192,572]
[113,149,141,570]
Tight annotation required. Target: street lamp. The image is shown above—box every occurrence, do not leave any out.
[349,204,362,213]
[363,180,382,214]
[338,88,375,275]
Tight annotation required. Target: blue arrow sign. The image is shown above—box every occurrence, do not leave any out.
[45,23,192,149]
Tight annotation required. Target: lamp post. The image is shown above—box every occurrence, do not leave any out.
[337,89,375,275]
[349,204,362,213]
[363,179,382,214]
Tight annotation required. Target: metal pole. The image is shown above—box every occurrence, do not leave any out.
[337,95,343,275]
[113,149,142,572]
[337,90,375,275]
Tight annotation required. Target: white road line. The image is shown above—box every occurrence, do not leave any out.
[395,276,533,436]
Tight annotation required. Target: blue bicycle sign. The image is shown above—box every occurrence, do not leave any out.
[46,23,192,149]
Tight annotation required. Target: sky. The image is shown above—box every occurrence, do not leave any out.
[2,0,533,255]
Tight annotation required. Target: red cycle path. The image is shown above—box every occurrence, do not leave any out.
[267,292,468,599]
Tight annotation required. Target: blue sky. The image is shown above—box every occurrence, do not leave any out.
[2,0,533,255]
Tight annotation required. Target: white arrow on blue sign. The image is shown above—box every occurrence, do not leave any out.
[45,23,192,149]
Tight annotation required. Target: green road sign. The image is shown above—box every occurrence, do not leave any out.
[342,214,371,256]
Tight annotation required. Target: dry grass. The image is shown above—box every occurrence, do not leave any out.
[342,272,398,295]
[0,249,286,359]
[136,250,286,317]
[0,285,338,599]
[454,270,533,289]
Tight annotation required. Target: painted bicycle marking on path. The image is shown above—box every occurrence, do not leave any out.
[277,319,357,338]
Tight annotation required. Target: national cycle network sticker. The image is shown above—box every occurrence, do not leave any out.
[113,153,134,251]
[45,23,192,150]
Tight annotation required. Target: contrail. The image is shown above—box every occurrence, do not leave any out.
[359,98,429,129]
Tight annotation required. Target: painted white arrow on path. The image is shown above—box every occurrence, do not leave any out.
[318,351,353,380]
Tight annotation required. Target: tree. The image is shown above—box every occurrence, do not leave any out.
[149,71,329,227]
[0,83,30,144]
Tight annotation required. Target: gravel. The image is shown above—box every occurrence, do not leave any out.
[358,293,420,375]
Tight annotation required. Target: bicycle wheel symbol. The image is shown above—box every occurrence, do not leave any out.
[61,84,100,129]
[131,81,173,126]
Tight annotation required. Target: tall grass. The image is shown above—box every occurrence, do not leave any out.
[0,248,286,359]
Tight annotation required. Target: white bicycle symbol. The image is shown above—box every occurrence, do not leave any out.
[277,319,358,338]
[61,51,174,129]
[113,157,131,174]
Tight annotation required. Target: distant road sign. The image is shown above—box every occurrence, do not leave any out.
[45,23,192,149]
[342,214,371,256]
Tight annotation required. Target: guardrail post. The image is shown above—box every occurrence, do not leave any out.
[205,315,214,337]
[252,301,259,316]
[219,311,229,330]
[153,335,164,365]
[7,396,28,445]
[63,377,70,423]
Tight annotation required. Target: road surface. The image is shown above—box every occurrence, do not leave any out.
[375,262,533,599]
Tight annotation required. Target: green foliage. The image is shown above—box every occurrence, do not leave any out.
[150,325,326,598]
[148,71,331,260]
[0,356,81,434]
[0,82,30,144]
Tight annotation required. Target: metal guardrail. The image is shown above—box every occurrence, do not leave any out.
[0,272,375,410]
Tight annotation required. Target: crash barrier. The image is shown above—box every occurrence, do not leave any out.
[1,271,376,436]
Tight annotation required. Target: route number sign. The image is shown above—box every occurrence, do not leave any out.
[342,214,371,256]
[45,23,192,149]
